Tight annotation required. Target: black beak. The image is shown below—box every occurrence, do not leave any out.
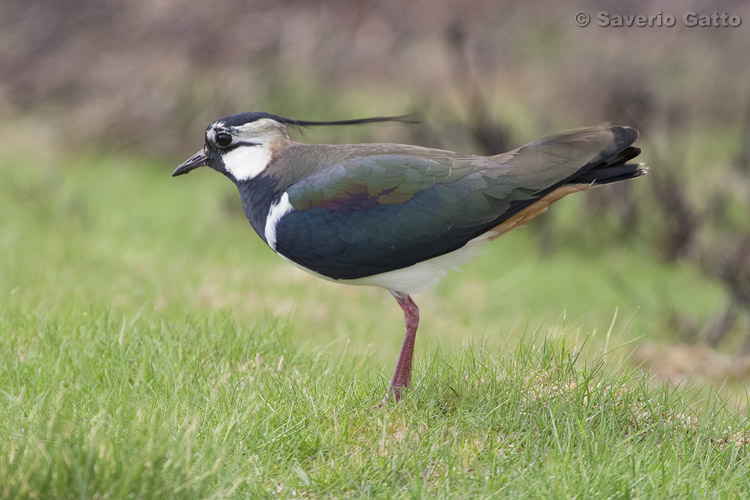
[172,150,208,177]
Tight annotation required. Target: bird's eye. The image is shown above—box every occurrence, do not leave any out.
[215,132,233,147]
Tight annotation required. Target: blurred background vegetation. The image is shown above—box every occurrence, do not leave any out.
[2,0,750,395]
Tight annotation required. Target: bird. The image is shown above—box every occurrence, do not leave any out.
[173,111,645,402]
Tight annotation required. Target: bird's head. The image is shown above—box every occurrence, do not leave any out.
[172,112,294,183]
[173,111,419,182]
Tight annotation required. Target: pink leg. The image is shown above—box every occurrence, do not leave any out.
[387,291,420,402]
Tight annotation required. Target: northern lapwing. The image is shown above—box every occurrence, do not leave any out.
[173,112,645,401]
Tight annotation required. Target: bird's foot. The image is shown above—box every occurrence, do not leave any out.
[372,385,405,409]
[376,384,406,408]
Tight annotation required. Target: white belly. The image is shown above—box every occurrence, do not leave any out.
[278,231,497,295]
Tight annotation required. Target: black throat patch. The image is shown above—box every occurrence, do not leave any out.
[236,174,281,244]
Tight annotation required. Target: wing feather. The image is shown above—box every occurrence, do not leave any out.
[271,126,639,279]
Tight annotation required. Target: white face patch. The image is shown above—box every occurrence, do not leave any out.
[222,145,273,182]
[264,192,294,250]
[213,118,289,182]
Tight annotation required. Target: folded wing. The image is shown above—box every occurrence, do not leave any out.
[274,126,642,279]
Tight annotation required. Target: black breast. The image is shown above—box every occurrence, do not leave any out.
[236,174,281,244]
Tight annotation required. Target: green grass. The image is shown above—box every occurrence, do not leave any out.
[2,313,748,498]
[1,148,748,497]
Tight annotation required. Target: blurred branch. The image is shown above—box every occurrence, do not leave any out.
[736,85,750,175]
[444,21,512,155]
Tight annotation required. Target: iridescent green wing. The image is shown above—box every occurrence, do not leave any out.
[276,127,636,279]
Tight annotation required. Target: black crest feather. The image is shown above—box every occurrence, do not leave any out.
[220,112,420,128]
